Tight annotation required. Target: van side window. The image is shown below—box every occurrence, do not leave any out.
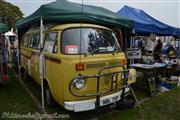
[22,35,30,47]
[29,34,40,49]
[43,32,58,53]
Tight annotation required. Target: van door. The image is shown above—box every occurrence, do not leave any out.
[43,32,61,98]
[20,35,30,71]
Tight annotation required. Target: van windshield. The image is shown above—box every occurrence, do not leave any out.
[62,28,121,55]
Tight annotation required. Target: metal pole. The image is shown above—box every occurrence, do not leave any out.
[0,34,7,83]
[125,30,127,50]
[0,40,3,83]
[131,36,135,64]
[130,36,133,64]
[129,85,141,108]
[0,34,3,83]
[16,29,22,82]
[40,17,45,111]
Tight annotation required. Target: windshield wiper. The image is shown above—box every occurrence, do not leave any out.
[84,48,107,57]
[84,48,100,57]
[112,47,120,55]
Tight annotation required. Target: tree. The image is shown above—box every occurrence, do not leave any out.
[0,0,23,28]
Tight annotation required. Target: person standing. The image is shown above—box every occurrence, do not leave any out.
[154,39,163,62]
[0,34,10,83]
[139,37,145,53]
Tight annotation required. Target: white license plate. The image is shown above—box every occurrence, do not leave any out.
[101,95,120,106]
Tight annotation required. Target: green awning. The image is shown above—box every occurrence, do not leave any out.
[16,0,133,28]
[0,23,8,33]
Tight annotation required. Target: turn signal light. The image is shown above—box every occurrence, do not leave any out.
[121,58,127,65]
[75,63,85,71]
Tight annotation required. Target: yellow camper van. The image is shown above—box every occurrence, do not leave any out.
[20,23,136,112]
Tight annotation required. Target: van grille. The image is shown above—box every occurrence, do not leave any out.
[86,63,106,69]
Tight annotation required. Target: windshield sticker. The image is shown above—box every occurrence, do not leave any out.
[107,46,114,52]
[98,47,107,52]
[65,45,79,54]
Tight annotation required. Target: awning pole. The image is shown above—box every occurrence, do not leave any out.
[39,16,45,112]
[0,34,3,83]
[16,29,22,82]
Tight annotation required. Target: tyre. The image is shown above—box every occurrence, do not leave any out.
[20,67,25,73]
[44,81,57,107]
[21,69,29,80]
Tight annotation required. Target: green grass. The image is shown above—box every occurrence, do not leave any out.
[23,76,69,113]
[0,70,37,113]
[100,87,180,120]
[140,88,180,120]
[99,108,141,120]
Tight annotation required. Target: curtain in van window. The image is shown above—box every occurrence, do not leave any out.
[22,35,30,47]
[29,34,40,49]
[43,32,57,53]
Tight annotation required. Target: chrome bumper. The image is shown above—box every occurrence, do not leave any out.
[65,87,130,112]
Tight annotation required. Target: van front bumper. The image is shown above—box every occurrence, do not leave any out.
[64,87,130,112]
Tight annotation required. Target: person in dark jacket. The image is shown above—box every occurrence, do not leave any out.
[154,39,163,62]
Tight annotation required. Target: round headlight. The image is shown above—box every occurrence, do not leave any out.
[73,78,86,90]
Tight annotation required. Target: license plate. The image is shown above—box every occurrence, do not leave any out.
[103,99,111,105]
[102,95,119,106]
[112,96,119,102]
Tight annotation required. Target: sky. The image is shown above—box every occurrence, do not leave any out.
[6,0,180,28]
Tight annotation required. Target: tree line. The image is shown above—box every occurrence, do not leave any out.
[0,0,23,28]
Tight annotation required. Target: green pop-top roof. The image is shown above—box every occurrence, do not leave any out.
[0,23,8,33]
[16,0,133,28]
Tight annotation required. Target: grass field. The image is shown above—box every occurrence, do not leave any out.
[0,68,180,120]
[100,87,180,120]
[0,70,37,113]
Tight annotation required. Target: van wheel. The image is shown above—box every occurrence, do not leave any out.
[20,67,24,74]
[45,83,57,107]
[23,70,29,80]
[20,68,28,80]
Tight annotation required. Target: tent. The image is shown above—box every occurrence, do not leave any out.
[0,23,8,33]
[117,5,180,36]
[16,0,133,29]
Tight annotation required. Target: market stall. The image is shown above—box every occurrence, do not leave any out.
[130,63,166,96]
[117,5,180,95]
[117,5,180,62]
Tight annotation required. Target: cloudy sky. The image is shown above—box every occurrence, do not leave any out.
[6,0,180,28]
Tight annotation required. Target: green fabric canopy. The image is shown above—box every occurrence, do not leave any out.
[0,23,8,33]
[16,0,133,28]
